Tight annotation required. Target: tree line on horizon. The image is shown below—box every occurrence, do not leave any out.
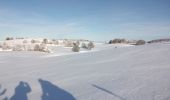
[108,38,146,45]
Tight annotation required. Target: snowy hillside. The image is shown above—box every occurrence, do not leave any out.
[0,43,170,100]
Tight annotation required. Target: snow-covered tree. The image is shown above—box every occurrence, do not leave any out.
[87,42,95,50]
[42,38,48,44]
[2,42,11,50]
[34,44,50,53]
[12,44,24,51]
[81,43,87,49]
[136,40,146,45]
[72,43,80,52]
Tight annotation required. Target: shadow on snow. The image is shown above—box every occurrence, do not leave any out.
[10,81,31,100]
[1,79,76,100]
[0,84,7,96]
[39,79,76,100]
[92,84,126,100]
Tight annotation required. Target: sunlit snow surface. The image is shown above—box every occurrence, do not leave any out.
[0,43,170,100]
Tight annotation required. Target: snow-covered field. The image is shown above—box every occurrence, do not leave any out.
[0,43,170,100]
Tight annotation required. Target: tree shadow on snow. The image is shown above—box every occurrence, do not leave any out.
[0,84,8,100]
[0,84,7,96]
[39,79,76,100]
[10,81,31,100]
[92,84,126,100]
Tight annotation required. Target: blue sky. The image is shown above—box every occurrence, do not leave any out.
[0,0,170,41]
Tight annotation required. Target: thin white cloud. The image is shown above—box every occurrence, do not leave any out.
[0,8,86,37]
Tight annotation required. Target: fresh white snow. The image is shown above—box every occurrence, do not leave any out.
[0,43,170,100]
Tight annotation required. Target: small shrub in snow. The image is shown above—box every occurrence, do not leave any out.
[39,44,49,52]
[42,38,48,44]
[64,41,73,47]
[34,44,50,53]
[26,45,33,51]
[81,43,87,49]
[34,44,40,51]
[31,39,40,44]
[72,43,80,52]
[136,40,146,45]
[109,40,113,44]
[87,42,95,50]
[31,39,36,44]
[54,40,59,45]
[2,42,11,50]
[23,40,27,44]
[12,45,24,51]
[52,39,59,45]
[0,43,3,48]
